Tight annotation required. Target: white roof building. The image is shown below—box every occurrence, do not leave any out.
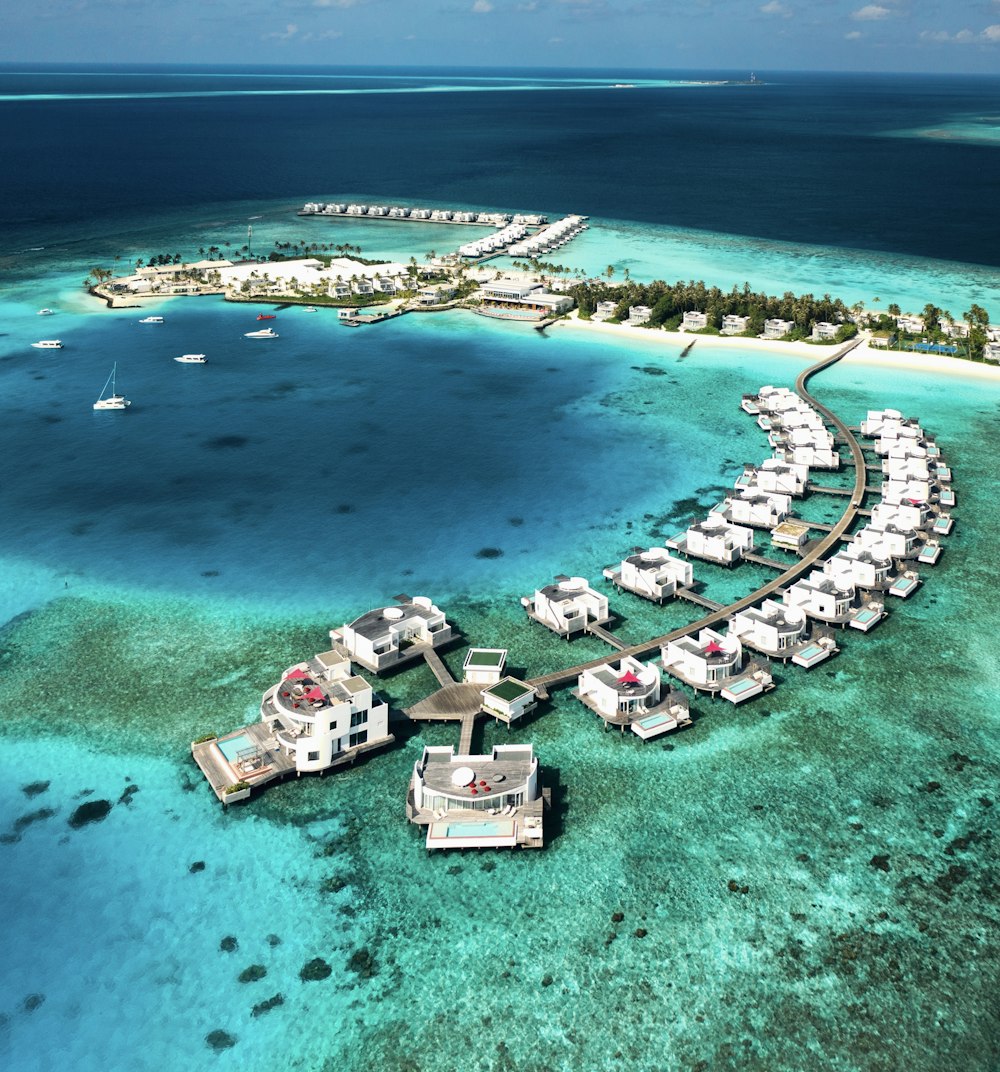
[524,576,609,637]
[728,599,807,657]
[604,546,693,603]
[332,597,452,673]
[577,656,661,721]
[667,514,754,564]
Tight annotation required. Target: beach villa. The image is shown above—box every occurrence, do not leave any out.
[331,597,453,673]
[722,314,751,335]
[603,546,692,603]
[763,318,795,339]
[628,305,652,325]
[522,576,610,638]
[407,744,544,850]
[667,514,754,565]
[811,321,840,341]
[593,300,618,321]
[682,310,707,330]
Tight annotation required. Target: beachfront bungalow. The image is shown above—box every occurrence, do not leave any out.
[667,514,754,566]
[728,599,807,657]
[869,332,895,348]
[603,546,692,603]
[811,321,840,341]
[722,314,751,335]
[328,281,352,299]
[682,311,708,331]
[374,277,397,294]
[985,342,1000,363]
[463,648,508,685]
[722,489,791,529]
[763,318,795,339]
[522,576,609,638]
[259,651,392,774]
[416,284,456,306]
[592,300,618,322]
[480,678,538,725]
[628,305,652,326]
[782,569,855,624]
[577,656,661,721]
[408,744,544,850]
[896,314,925,334]
[352,279,375,296]
[331,597,453,674]
[858,521,921,559]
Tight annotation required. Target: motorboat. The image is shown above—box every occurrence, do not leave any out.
[37,308,55,316]
[256,313,276,321]
[32,339,63,348]
[93,363,130,410]
[139,316,164,324]
[244,328,278,339]
[304,306,317,313]
[174,354,207,363]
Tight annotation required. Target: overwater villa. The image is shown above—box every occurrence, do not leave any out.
[736,459,810,497]
[859,407,909,437]
[576,656,659,718]
[191,647,394,803]
[727,599,807,658]
[407,744,545,850]
[855,522,920,559]
[782,569,856,624]
[661,627,774,704]
[773,441,840,470]
[824,546,893,590]
[873,422,925,456]
[463,648,508,684]
[575,656,692,738]
[771,519,811,553]
[870,501,932,533]
[753,385,800,414]
[522,576,610,638]
[719,489,791,529]
[481,678,538,726]
[603,546,693,603]
[883,455,931,482]
[667,514,754,566]
[881,477,933,507]
[331,596,453,673]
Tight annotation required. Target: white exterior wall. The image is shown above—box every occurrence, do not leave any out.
[662,628,741,686]
[578,657,661,718]
[729,600,805,651]
[784,571,854,619]
[620,549,692,598]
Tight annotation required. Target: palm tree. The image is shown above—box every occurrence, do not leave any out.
[605,265,615,281]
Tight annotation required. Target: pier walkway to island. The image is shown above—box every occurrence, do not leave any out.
[526,339,867,695]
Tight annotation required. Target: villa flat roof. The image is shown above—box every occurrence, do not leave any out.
[464,648,506,668]
[348,602,438,640]
[483,677,534,703]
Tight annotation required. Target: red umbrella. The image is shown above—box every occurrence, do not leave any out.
[705,640,726,655]
[305,686,324,701]
[617,670,642,685]
[285,667,308,680]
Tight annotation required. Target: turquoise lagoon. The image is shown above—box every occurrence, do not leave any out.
[1,278,999,1070]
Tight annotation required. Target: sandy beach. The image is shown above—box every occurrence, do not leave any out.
[552,311,1000,383]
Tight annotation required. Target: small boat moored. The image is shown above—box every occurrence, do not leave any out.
[303,306,317,313]
[256,313,277,321]
[31,339,62,349]
[37,308,55,316]
[93,363,130,411]
[174,354,207,364]
[138,316,164,324]
[244,328,279,339]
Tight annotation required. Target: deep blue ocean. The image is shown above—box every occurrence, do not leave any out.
[0,66,998,1072]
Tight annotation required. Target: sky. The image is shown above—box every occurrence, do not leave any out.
[3,0,1000,74]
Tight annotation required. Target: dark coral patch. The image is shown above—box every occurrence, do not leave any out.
[68,800,112,828]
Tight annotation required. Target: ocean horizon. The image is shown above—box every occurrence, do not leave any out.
[0,65,998,1072]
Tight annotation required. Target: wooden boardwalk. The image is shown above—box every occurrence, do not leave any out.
[675,587,725,612]
[586,622,628,650]
[526,339,868,694]
[423,648,455,688]
[743,552,791,570]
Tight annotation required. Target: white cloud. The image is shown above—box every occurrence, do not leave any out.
[759,1,791,16]
[920,24,1000,44]
[845,29,863,39]
[263,22,299,40]
[852,4,890,20]
[471,0,493,11]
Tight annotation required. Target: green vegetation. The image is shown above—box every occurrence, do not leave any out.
[192,733,218,744]
[224,781,251,795]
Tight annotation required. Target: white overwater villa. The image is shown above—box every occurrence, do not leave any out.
[575,655,691,738]
[719,489,791,528]
[661,627,774,704]
[736,459,810,497]
[726,599,837,668]
[667,515,754,566]
[603,546,693,603]
[407,744,544,851]
[331,596,453,673]
[191,646,394,803]
[521,576,610,638]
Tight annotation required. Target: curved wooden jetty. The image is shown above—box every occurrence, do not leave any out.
[527,339,867,694]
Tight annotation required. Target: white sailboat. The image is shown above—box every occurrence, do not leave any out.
[93,363,131,410]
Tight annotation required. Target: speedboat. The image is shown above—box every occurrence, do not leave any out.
[93,363,130,410]
[244,328,278,339]
[304,306,317,313]
[139,316,164,324]
[174,353,207,363]
[37,308,55,316]
[256,313,276,321]
[32,339,63,349]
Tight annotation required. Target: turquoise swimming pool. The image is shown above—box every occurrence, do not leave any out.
[725,677,759,695]
[217,733,253,763]
[637,712,670,729]
[797,645,822,660]
[444,821,503,838]
[855,609,878,623]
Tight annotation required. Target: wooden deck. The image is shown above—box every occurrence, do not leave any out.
[675,587,725,612]
[585,622,628,650]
